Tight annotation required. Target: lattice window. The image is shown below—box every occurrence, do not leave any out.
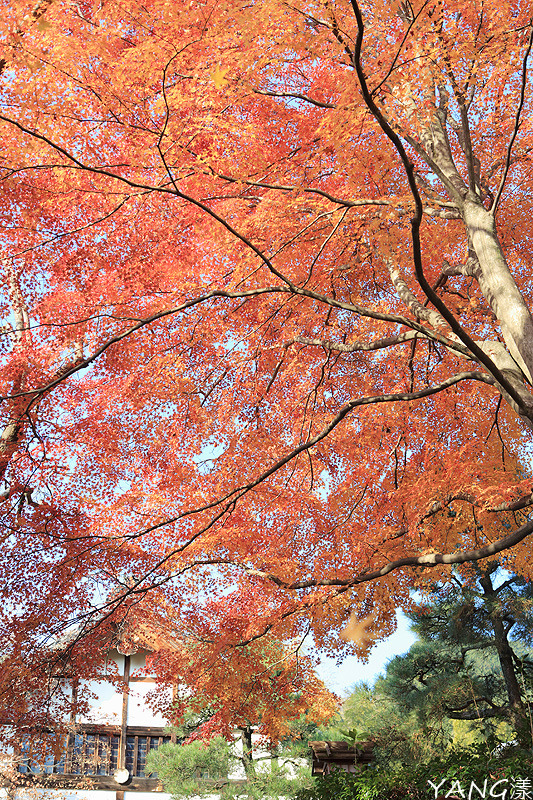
[125,734,170,777]
[69,732,120,775]
[17,729,170,777]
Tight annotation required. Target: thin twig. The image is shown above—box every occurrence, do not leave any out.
[492,22,533,213]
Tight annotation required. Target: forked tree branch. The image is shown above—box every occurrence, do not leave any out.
[422,490,533,519]
[0,288,285,404]
[87,370,495,596]
[24,369,494,614]
[348,0,533,421]
[0,283,477,406]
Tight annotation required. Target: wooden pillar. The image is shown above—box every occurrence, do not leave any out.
[171,683,177,744]
[71,678,79,723]
[118,655,130,770]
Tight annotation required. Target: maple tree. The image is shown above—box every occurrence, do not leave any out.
[1,0,533,738]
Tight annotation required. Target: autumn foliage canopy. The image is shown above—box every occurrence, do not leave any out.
[1,0,533,737]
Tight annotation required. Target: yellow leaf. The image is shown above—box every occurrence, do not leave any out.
[211,65,229,89]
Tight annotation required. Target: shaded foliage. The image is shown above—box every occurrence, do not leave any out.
[293,745,533,800]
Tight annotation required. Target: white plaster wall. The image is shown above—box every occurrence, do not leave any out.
[104,652,125,675]
[280,755,307,779]
[228,734,245,779]
[76,652,126,724]
[228,732,302,780]
[127,683,170,727]
[76,650,124,725]
[77,678,122,725]
[13,791,116,800]
[249,739,273,776]
[53,650,169,726]
[124,793,171,800]
[228,761,246,780]
[228,733,273,779]
[129,652,148,675]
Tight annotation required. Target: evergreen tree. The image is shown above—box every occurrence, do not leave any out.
[383,563,533,742]
[147,727,314,799]
[325,682,447,768]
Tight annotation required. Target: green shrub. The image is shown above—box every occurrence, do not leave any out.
[293,744,533,800]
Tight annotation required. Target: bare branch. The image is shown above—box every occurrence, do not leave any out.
[302,207,350,285]
[212,169,460,217]
[125,370,497,563]
[253,89,336,109]
[423,490,533,520]
[8,196,134,258]
[442,251,479,279]
[422,205,461,219]
[0,288,284,404]
[288,331,420,352]
[388,262,447,329]
[3,261,30,346]
[259,515,533,590]
[42,369,494,617]
[370,0,431,96]
[213,170,399,209]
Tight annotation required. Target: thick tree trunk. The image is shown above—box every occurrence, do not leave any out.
[407,110,533,407]
[0,368,26,484]
[240,725,255,780]
[462,192,533,384]
[479,574,526,739]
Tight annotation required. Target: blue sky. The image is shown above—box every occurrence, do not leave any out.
[316,609,417,695]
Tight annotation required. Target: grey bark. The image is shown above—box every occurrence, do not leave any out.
[462,193,533,383]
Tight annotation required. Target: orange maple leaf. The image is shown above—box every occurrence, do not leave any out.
[340,610,378,649]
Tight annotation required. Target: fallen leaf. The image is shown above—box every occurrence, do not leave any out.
[211,65,229,89]
[340,610,378,649]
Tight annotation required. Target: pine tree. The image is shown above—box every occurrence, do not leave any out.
[383,563,533,742]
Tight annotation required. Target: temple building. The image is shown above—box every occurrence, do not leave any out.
[5,621,177,800]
